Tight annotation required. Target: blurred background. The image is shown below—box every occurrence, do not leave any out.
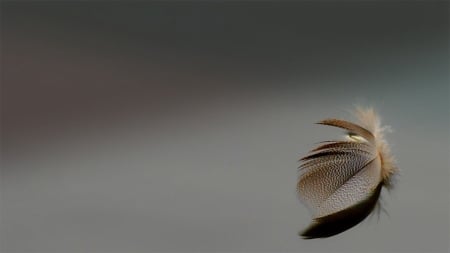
[1,2,449,253]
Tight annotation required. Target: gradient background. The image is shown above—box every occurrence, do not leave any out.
[1,1,449,253]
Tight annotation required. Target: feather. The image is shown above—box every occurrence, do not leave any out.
[297,107,398,239]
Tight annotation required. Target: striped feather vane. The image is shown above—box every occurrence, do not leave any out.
[297,107,398,239]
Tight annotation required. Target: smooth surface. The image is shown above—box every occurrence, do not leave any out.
[1,2,449,253]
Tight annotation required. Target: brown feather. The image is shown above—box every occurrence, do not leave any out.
[310,141,372,153]
[300,182,383,239]
[318,119,375,143]
[297,107,398,239]
[297,155,378,215]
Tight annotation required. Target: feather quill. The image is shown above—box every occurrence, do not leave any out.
[297,107,398,239]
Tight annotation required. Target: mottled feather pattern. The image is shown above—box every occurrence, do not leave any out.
[301,183,383,239]
[297,107,398,239]
[309,141,373,153]
[298,149,377,215]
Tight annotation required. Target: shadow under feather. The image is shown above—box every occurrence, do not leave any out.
[300,182,383,239]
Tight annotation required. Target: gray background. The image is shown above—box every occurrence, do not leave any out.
[1,2,449,253]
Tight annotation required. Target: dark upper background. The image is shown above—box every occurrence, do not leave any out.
[1,2,449,253]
